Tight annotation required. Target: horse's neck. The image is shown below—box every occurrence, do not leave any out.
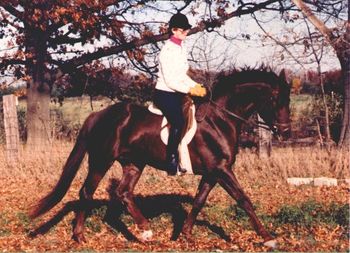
[232,84,274,116]
[200,108,241,144]
[214,94,258,119]
[237,102,256,118]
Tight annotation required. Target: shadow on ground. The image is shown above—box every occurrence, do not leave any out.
[29,179,231,242]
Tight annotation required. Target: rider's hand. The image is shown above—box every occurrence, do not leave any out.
[189,83,207,97]
[198,83,207,96]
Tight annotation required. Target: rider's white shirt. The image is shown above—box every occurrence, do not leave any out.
[155,40,197,94]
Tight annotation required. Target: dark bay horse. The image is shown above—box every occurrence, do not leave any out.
[30,67,291,248]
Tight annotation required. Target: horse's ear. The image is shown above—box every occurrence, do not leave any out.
[279,69,286,81]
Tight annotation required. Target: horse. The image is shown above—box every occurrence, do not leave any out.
[30,67,291,248]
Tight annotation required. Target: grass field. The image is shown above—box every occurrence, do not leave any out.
[0,142,348,252]
[49,96,115,126]
[12,93,329,141]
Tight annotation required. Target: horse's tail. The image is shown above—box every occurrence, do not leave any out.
[29,127,88,219]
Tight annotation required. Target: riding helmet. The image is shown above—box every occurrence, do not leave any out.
[169,13,192,30]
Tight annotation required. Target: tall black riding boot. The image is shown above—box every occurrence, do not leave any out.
[166,128,186,175]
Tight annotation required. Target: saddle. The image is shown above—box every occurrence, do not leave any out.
[148,95,197,174]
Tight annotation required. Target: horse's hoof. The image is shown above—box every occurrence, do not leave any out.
[263,239,278,249]
[72,233,86,243]
[139,229,153,242]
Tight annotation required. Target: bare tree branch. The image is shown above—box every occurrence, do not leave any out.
[0,2,24,21]
[252,13,306,68]
[0,58,27,68]
[58,0,282,73]
[291,0,335,42]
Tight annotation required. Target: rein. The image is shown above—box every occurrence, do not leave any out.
[208,99,275,132]
[197,85,276,133]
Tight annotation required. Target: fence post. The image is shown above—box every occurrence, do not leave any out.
[258,114,272,158]
[3,94,20,164]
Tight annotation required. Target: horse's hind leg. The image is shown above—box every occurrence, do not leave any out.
[116,163,151,241]
[182,176,216,237]
[72,159,112,243]
[217,169,277,247]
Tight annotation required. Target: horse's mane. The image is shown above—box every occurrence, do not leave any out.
[212,66,281,98]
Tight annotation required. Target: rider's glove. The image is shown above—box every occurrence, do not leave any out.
[189,83,207,97]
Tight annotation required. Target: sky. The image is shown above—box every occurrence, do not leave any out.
[185,12,341,74]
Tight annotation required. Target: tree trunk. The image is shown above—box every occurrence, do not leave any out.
[317,66,331,142]
[26,82,51,151]
[25,29,51,152]
[337,25,350,147]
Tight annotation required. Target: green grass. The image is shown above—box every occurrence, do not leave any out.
[290,94,314,121]
[119,213,135,227]
[274,200,349,228]
[9,96,115,142]
[0,212,11,237]
[16,212,31,227]
[18,96,114,127]
[203,199,349,231]
[85,206,108,233]
[51,97,114,125]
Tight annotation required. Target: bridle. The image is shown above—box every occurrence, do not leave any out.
[209,100,292,141]
[208,99,277,133]
[197,85,290,137]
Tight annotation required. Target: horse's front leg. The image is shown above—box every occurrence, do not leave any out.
[217,168,277,248]
[116,164,152,241]
[182,175,216,237]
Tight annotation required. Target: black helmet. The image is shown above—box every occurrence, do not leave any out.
[169,13,191,30]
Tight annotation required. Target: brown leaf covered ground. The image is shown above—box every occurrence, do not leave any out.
[0,143,349,252]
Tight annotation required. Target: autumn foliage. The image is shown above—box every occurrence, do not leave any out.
[0,143,348,252]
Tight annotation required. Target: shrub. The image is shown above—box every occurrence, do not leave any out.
[0,212,10,237]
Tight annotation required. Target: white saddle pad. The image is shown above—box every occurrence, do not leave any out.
[148,103,197,174]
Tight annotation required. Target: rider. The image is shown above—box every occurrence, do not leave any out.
[153,12,206,175]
